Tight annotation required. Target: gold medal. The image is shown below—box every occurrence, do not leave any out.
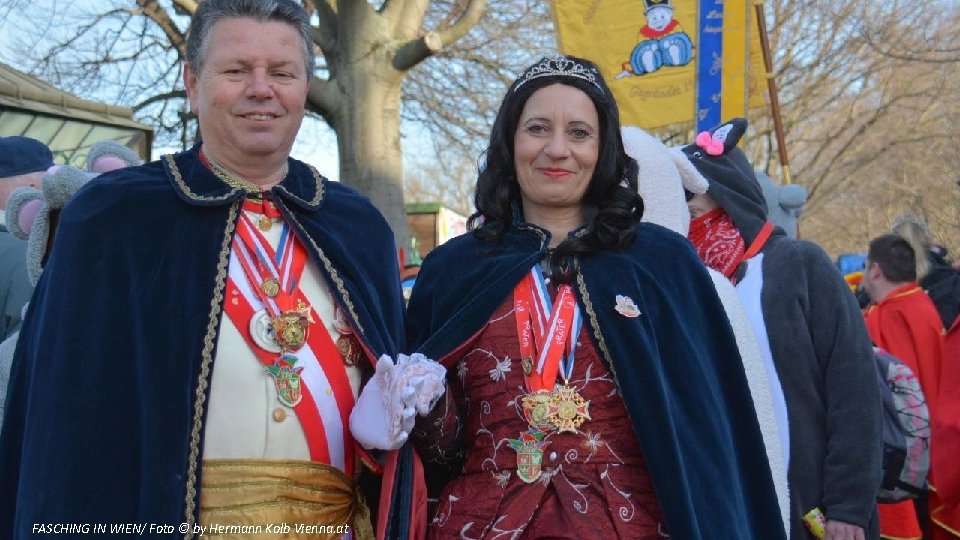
[521,356,534,375]
[521,390,555,432]
[337,334,360,366]
[258,216,273,231]
[272,311,309,351]
[546,384,591,433]
[260,278,280,297]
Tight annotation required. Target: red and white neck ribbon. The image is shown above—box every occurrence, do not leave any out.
[233,207,307,317]
[513,264,583,393]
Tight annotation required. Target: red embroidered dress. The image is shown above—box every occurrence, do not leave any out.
[415,298,666,539]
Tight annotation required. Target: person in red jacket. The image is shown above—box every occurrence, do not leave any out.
[862,234,952,539]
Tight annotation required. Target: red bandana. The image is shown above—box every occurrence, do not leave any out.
[688,208,745,279]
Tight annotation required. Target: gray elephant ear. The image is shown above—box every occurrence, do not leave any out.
[4,186,43,239]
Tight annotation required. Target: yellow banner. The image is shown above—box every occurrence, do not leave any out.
[552,0,766,130]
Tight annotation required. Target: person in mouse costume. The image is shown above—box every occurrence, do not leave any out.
[0,141,142,427]
[0,136,53,340]
[683,117,882,540]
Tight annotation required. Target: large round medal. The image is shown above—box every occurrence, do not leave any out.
[521,390,556,432]
[249,309,282,353]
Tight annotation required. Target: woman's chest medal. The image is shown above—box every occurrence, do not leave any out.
[511,270,590,483]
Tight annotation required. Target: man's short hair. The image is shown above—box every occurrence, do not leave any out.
[185,0,315,78]
[868,233,917,282]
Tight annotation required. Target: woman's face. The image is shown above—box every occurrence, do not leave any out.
[513,83,600,216]
[686,192,720,219]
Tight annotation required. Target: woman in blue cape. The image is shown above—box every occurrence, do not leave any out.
[382,56,786,540]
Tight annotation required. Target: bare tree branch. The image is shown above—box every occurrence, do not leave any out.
[134,89,187,111]
[136,0,186,57]
[306,77,339,126]
[312,0,338,57]
[393,0,486,70]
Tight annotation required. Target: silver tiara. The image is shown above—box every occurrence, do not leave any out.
[513,56,603,93]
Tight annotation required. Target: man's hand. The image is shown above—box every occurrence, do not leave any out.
[824,519,864,540]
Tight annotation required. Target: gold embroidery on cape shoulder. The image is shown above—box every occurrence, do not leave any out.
[163,154,239,203]
[275,165,324,207]
[182,200,240,539]
[517,224,548,246]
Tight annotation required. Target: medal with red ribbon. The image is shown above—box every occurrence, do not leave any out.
[233,207,314,356]
[233,208,313,408]
[511,264,589,483]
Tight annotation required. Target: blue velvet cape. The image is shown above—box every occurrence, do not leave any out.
[0,146,405,538]
[387,221,785,539]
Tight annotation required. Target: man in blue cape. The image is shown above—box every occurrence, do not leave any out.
[0,1,404,537]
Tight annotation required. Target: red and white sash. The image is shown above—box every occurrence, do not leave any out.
[223,205,357,475]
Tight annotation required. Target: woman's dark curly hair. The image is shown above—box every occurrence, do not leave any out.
[468,55,644,283]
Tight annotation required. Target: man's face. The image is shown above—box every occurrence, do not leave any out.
[0,171,43,211]
[861,259,880,302]
[183,17,309,168]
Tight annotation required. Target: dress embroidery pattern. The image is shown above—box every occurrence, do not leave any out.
[416,298,666,539]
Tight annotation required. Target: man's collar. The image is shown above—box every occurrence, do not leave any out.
[163,145,325,210]
[877,281,923,306]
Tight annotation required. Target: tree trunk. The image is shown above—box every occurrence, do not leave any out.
[335,77,408,258]
[331,2,409,258]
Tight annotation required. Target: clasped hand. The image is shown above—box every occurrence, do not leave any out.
[349,353,446,450]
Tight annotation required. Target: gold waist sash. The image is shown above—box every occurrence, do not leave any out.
[200,459,372,539]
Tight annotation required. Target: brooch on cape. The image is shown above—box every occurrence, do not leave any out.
[614,295,641,318]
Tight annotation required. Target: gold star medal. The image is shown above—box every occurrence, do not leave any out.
[546,384,591,433]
